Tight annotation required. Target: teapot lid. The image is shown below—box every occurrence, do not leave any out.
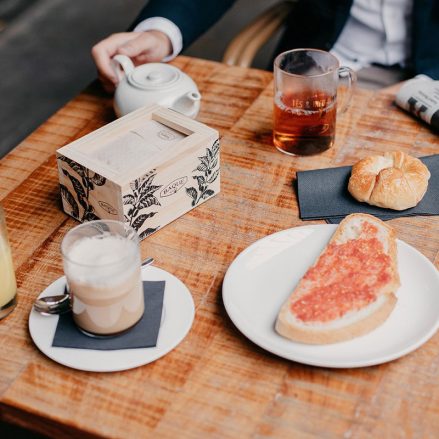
[128,63,180,90]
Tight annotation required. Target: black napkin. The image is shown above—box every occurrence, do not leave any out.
[296,155,439,224]
[52,281,165,350]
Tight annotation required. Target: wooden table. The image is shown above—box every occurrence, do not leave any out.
[1,56,438,438]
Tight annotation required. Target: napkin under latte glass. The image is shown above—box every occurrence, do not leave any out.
[52,281,165,350]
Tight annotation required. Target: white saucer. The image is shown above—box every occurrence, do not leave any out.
[223,225,439,368]
[29,266,195,372]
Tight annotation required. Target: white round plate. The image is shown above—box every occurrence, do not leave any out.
[29,266,195,372]
[223,225,439,368]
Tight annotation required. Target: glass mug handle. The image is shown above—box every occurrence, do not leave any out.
[337,66,357,114]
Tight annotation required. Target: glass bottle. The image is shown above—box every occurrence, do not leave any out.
[0,204,17,319]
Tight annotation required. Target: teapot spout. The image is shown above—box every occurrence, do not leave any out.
[172,91,201,119]
[187,91,202,102]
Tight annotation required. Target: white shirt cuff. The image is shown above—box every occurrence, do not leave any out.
[133,17,183,62]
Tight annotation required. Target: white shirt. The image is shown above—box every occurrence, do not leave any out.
[331,0,413,70]
[134,0,413,70]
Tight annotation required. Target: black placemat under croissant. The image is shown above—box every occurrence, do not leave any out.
[296,155,439,224]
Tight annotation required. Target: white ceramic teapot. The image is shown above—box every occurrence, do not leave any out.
[112,54,201,118]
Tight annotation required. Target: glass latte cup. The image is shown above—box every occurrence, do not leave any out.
[61,220,144,337]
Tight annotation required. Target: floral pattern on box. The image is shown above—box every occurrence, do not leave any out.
[58,156,108,222]
[186,139,220,206]
[123,170,162,240]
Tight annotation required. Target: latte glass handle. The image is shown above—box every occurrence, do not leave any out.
[111,55,135,81]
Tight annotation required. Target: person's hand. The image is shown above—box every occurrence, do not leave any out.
[91,31,172,92]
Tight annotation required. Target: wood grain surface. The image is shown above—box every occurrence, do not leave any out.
[0,56,438,439]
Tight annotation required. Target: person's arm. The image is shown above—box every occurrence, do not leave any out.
[411,0,439,80]
[92,0,235,91]
[134,0,236,49]
[132,17,183,62]
[92,31,173,92]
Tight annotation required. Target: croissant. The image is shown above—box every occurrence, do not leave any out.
[348,151,430,210]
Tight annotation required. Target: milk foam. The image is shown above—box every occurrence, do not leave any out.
[68,234,135,265]
[65,234,138,288]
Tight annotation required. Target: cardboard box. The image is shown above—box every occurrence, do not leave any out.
[56,105,220,239]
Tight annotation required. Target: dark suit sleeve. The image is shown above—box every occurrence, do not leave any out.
[133,0,236,48]
[412,0,439,79]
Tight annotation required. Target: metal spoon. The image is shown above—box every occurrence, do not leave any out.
[33,289,71,315]
[33,257,155,315]
[141,257,154,268]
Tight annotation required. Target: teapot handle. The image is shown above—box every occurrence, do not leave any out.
[111,55,135,81]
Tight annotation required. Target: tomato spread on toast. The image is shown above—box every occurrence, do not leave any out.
[291,222,392,323]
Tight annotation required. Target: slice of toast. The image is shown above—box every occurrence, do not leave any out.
[275,214,400,344]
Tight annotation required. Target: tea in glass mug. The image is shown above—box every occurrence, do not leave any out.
[273,49,356,156]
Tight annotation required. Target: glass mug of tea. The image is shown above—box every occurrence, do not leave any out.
[273,48,356,156]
